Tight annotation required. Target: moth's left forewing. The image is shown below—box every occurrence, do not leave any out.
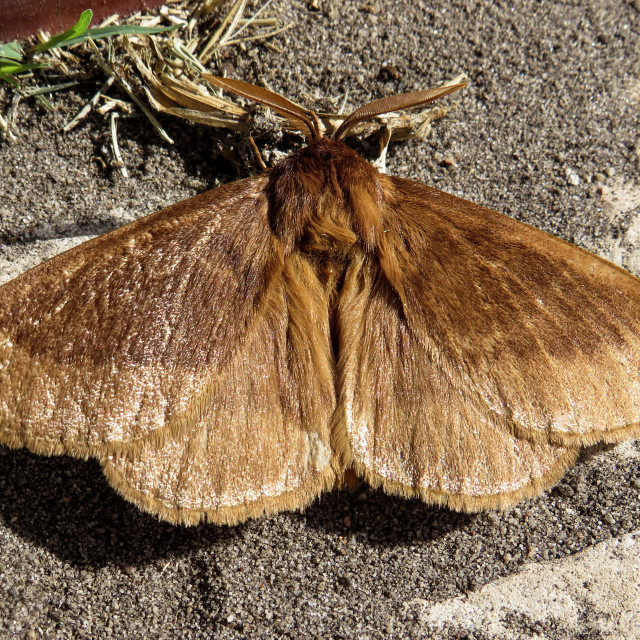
[0,177,283,455]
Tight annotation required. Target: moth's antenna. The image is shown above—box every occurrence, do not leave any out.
[334,82,468,141]
[204,75,322,141]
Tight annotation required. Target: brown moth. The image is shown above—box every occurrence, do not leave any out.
[1,76,639,526]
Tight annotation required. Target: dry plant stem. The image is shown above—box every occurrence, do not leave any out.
[88,37,174,144]
[98,97,134,115]
[443,72,468,87]
[98,14,122,28]
[200,0,227,13]
[221,0,293,47]
[223,22,294,47]
[125,40,245,119]
[228,0,275,41]
[248,135,267,170]
[372,125,392,173]
[110,112,128,178]
[0,112,17,143]
[198,0,247,63]
[170,41,208,74]
[213,0,247,47]
[338,90,350,115]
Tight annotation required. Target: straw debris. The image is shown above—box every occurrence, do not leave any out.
[1,1,465,153]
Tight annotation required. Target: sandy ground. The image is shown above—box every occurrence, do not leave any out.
[0,0,639,638]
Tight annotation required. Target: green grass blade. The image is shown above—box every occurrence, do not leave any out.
[62,22,183,48]
[33,9,93,52]
[0,61,49,74]
[21,81,79,96]
[0,71,19,87]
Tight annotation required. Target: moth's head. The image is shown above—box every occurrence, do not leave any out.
[203,74,467,144]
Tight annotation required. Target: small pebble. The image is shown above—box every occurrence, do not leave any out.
[565,168,580,186]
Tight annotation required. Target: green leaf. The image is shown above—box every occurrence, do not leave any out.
[33,9,94,52]
[0,42,23,61]
[0,61,48,74]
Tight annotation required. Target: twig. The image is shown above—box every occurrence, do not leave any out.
[248,136,267,170]
[63,76,115,132]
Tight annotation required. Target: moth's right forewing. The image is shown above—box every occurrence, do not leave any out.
[0,176,277,455]
[380,177,640,446]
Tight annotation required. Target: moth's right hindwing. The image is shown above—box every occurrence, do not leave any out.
[335,175,640,511]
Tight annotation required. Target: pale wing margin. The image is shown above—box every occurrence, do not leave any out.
[0,175,277,456]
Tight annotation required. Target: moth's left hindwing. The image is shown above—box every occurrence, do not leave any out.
[103,254,337,525]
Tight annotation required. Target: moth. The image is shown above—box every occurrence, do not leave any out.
[1,76,639,526]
